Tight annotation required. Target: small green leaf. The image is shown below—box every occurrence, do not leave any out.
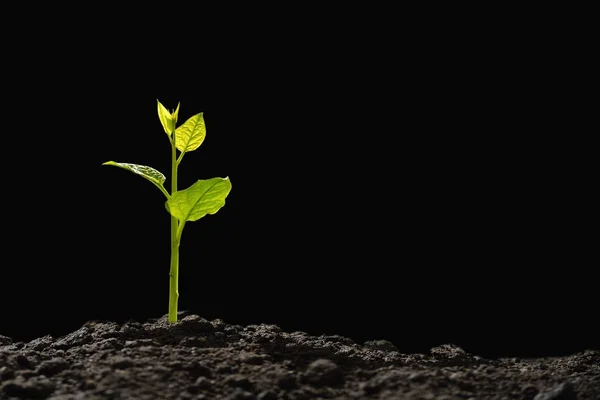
[102,161,166,186]
[157,99,175,136]
[166,177,232,222]
[172,102,180,125]
[175,113,206,153]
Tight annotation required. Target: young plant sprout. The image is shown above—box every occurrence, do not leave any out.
[103,100,232,323]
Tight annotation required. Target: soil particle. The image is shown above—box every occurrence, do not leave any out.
[1,313,598,399]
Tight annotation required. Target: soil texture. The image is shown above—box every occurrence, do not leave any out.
[1,312,598,399]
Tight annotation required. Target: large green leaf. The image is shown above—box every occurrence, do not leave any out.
[102,161,166,186]
[166,177,232,222]
[157,99,176,136]
[175,113,206,153]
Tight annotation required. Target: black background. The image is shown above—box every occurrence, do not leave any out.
[1,15,596,359]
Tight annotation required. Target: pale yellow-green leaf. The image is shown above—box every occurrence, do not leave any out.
[165,177,231,222]
[102,161,166,186]
[172,102,180,125]
[157,99,175,136]
[175,113,206,153]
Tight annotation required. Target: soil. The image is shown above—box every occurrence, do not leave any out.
[0,312,598,400]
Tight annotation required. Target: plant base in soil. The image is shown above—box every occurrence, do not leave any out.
[0,312,598,399]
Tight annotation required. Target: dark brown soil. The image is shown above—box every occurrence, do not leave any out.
[1,312,598,399]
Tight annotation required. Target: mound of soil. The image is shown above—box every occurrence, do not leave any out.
[1,312,598,399]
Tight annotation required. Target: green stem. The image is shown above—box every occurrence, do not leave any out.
[168,230,179,323]
[168,134,179,324]
[153,182,171,199]
[176,151,185,166]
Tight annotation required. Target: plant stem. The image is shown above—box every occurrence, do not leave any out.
[168,231,179,323]
[168,134,179,323]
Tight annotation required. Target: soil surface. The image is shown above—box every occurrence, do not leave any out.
[0,312,598,399]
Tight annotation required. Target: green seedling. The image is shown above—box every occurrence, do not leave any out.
[103,100,232,323]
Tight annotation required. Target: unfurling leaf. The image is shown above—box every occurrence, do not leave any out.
[157,99,176,136]
[172,102,180,126]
